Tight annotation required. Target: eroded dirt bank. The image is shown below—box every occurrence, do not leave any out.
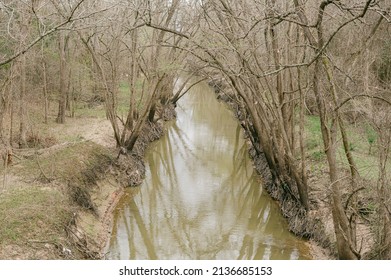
[74,123,165,257]
[0,105,175,259]
[72,105,178,259]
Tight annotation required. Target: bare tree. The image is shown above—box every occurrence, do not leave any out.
[79,0,190,152]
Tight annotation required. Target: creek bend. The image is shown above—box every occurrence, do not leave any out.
[106,82,311,260]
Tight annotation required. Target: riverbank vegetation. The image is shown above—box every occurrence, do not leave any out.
[1,0,391,259]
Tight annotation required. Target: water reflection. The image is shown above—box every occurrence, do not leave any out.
[107,82,311,260]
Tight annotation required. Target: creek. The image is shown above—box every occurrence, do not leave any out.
[106,82,311,260]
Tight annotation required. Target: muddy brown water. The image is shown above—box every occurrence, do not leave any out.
[106,82,311,260]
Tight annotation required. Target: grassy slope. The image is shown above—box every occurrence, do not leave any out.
[0,89,117,259]
[0,187,72,259]
[0,140,116,259]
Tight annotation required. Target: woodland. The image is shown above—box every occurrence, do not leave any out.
[0,0,391,260]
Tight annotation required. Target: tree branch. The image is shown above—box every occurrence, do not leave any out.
[335,95,391,112]
[0,0,89,67]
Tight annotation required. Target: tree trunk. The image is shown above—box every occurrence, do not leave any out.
[313,58,358,259]
[0,70,13,141]
[376,127,391,258]
[57,32,68,124]
[148,102,157,123]
[42,59,49,124]
[19,55,27,148]
[323,57,360,246]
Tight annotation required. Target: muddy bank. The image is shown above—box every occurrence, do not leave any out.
[247,142,332,259]
[209,79,332,259]
[0,106,176,260]
[75,106,177,259]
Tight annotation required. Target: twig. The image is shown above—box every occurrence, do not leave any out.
[35,155,52,183]
[345,187,365,210]
[2,158,7,190]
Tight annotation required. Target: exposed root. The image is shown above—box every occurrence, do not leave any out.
[66,214,102,259]
[113,107,170,188]
[161,103,177,121]
[68,182,98,214]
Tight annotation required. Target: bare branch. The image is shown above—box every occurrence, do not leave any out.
[335,95,391,112]
[0,0,89,67]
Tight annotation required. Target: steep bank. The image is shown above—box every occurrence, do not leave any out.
[75,119,168,258]
[210,75,382,260]
[209,81,332,259]
[0,105,175,259]
[0,117,115,259]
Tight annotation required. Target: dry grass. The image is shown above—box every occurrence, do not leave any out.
[0,186,75,259]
